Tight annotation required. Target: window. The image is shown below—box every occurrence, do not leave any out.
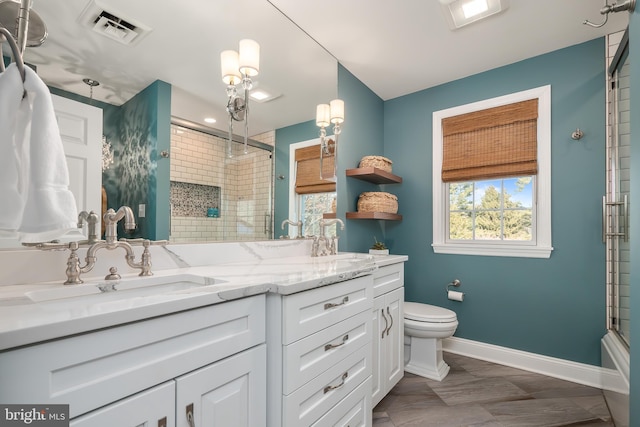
[288,138,337,238]
[432,86,553,258]
[299,193,336,237]
[448,177,534,241]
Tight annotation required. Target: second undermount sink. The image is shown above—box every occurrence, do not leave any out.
[25,274,224,303]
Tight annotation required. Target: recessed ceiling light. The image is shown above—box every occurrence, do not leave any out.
[439,0,508,30]
[250,90,271,101]
[204,117,217,124]
[462,0,488,19]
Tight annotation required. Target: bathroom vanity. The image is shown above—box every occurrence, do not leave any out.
[0,241,406,426]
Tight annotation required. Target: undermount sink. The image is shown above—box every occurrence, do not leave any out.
[25,274,224,303]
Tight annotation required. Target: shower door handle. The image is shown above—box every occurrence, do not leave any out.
[623,195,628,242]
[602,195,629,242]
[602,196,606,243]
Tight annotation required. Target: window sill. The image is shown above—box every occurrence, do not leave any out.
[432,243,553,259]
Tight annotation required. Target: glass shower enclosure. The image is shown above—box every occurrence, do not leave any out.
[169,121,274,243]
[606,30,631,348]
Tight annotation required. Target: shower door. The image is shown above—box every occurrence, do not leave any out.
[606,31,631,347]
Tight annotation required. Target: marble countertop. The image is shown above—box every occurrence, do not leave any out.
[0,251,407,351]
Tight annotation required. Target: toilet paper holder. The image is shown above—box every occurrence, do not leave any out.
[446,279,464,301]
[446,279,461,292]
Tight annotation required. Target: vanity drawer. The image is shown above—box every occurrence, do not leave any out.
[283,275,373,344]
[310,376,372,427]
[283,342,371,427]
[283,310,371,395]
[373,263,404,298]
[0,295,265,418]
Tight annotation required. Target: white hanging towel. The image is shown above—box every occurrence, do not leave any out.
[0,63,29,239]
[0,64,79,243]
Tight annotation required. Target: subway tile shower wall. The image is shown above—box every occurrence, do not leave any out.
[169,126,274,242]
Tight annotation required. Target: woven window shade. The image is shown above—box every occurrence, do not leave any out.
[295,142,336,194]
[442,99,538,182]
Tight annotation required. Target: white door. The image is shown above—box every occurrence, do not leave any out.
[52,94,102,237]
[175,344,267,427]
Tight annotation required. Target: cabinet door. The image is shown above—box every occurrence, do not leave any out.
[372,286,405,408]
[384,287,404,391]
[371,295,386,407]
[175,344,266,427]
[70,381,175,427]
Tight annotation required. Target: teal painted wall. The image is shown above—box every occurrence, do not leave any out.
[148,81,172,241]
[339,39,607,366]
[628,8,640,424]
[274,119,318,233]
[337,64,386,252]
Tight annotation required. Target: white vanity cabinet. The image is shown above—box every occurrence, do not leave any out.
[267,275,374,427]
[0,295,266,426]
[371,262,405,407]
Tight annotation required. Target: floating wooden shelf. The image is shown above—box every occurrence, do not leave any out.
[345,167,402,184]
[322,213,337,219]
[346,212,403,221]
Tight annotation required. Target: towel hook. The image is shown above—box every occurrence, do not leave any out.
[0,27,26,82]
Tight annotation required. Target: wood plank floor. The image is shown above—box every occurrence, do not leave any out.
[373,352,614,426]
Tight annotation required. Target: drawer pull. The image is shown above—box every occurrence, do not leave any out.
[325,334,349,351]
[324,372,348,394]
[158,417,167,427]
[324,296,349,310]
[381,309,389,339]
[385,306,393,337]
[186,403,195,427]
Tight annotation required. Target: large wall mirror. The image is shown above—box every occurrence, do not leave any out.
[7,0,337,246]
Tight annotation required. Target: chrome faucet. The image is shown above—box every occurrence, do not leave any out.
[77,210,101,244]
[36,206,167,285]
[281,219,303,239]
[312,218,345,256]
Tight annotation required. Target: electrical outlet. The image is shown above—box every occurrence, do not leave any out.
[139,204,146,218]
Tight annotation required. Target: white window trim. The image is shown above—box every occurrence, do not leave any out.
[432,85,553,258]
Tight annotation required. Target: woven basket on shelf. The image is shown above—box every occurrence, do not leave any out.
[359,155,393,173]
[357,192,398,214]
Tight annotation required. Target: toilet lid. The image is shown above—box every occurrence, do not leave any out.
[404,302,457,323]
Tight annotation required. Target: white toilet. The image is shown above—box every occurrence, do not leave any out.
[404,302,458,381]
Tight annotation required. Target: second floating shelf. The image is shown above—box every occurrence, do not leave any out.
[346,212,402,220]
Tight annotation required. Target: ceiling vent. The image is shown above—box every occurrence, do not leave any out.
[78,0,151,45]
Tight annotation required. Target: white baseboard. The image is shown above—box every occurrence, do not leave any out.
[443,337,628,394]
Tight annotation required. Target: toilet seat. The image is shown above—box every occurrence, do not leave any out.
[404,302,457,323]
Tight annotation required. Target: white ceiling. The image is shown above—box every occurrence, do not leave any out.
[5,0,630,135]
[269,0,630,101]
